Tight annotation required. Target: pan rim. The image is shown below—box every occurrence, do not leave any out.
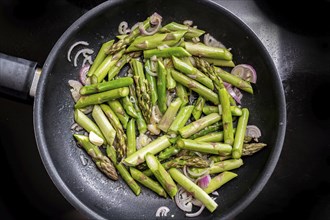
[33,0,287,219]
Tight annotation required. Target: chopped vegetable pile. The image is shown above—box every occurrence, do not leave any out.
[69,12,267,217]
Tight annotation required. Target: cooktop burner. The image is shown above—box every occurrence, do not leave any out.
[0,0,329,219]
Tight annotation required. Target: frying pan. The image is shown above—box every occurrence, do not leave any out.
[0,0,286,219]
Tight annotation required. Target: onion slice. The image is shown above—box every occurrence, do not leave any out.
[185,205,205,217]
[139,12,162,36]
[118,21,130,35]
[226,86,243,104]
[79,64,90,85]
[231,64,257,83]
[197,174,211,189]
[246,125,262,140]
[175,187,193,212]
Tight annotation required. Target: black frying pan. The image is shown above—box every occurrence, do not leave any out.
[0,0,286,219]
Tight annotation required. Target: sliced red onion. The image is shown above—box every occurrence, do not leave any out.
[73,48,94,67]
[231,64,257,83]
[197,174,211,189]
[155,206,170,217]
[79,64,90,85]
[175,187,193,212]
[226,86,243,104]
[223,81,231,89]
[118,21,130,35]
[139,12,162,36]
[150,12,163,25]
[185,205,205,217]
[246,125,262,140]
[67,41,89,62]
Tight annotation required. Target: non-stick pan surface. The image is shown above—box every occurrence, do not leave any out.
[34,0,286,219]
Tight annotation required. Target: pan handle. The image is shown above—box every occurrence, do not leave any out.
[0,52,41,100]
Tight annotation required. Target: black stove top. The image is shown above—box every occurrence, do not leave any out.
[1,0,329,219]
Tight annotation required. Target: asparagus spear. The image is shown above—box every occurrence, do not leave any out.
[194,128,236,142]
[126,31,187,52]
[92,105,116,147]
[194,131,225,142]
[144,47,191,58]
[178,113,221,138]
[176,82,189,107]
[157,60,167,113]
[172,56,214,90]
[168,105,194,134]
[169,168,218,212]
[108,100,129,129]
[201,57,235,68]
[100,104,127,158]
[108,54,130,81]
[190,121,222,139]
[157,146,181,161]
[192,159,244,175]
[184,42,232,61]
[129,84,147,134]
[242,142,267,156]
[192,96,205,120]
[106,145,140,195]
[160,22,205,39]
[74,109,105,142]
[123,135,171,166]
[145,153,178,198]
[73,134,118,180]
[93,49,125,83]
[203,171,238,194]
[232,108,249,159]
[166,67,176,91]
[130,167,167,198]
[171,69,219,105]
[75,87,129,109]
[126,118,137,157]
[176,139,232,156]
[202,105,242,116]
[131,59,152,123]
[219,87,234,145]
[143,155,209,176]
[80,77,133,95]
[121,96,139,118]
[157,97,182,132]
[88,40,114,76]
[144,60,158,106]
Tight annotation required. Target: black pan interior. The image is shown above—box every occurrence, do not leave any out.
[34,0,286,219]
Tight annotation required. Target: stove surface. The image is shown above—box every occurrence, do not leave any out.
[0,0,329,219]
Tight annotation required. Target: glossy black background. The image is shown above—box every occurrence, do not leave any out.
[0,0,329,219]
